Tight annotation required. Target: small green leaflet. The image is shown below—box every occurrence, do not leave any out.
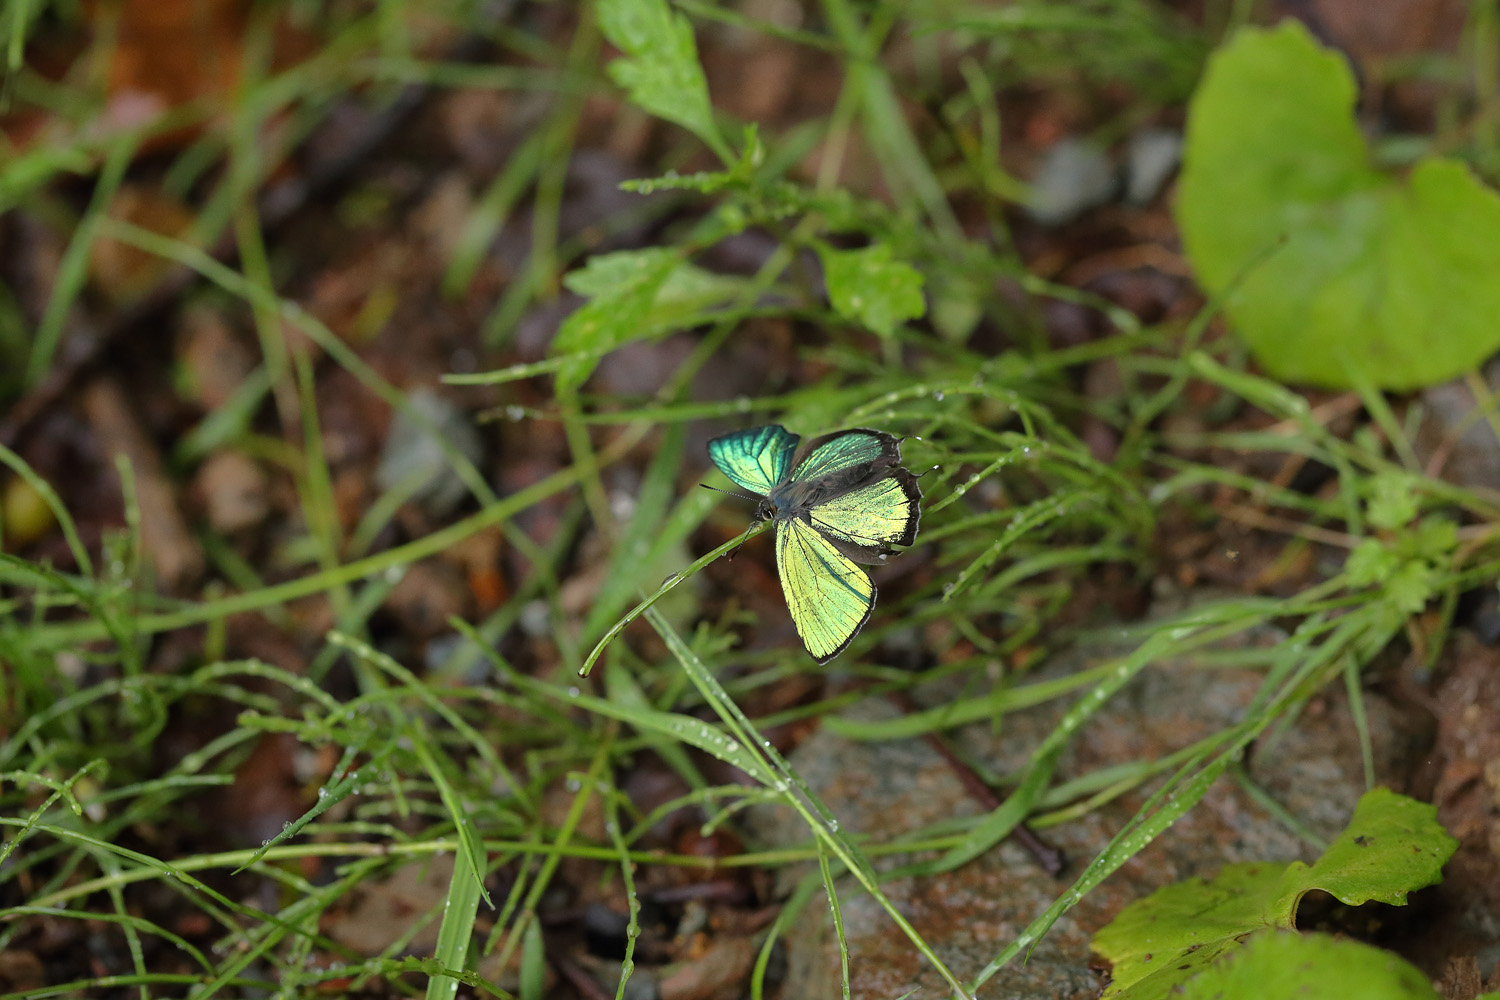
[817,242,927,338]
[598,0,729,160]
[550,249,753,392]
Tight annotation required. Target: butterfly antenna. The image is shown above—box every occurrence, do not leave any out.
[699,483,760,502]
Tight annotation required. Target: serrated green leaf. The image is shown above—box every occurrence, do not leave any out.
[650,262,752,326]
[818,243,926,338]
[1409,517,1458,557]
[1366,472,1420,531]
[1092,862,1288,1000]
[1344,539,1397,588]
[562,248,679,299]
[598,0,726,157]
[1179,931,1441,1000]
[551,249,681,392]
[551,250,749,391]
[1093,788,1457,999]
[1177,21,1500,390]
[1385,560,1437,614]
[1287,786,1456,910]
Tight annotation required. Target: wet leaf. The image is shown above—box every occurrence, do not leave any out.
[551,248,680,392]
[598,0,725,156]
[818,242,926,338]
[1093,788,1458,999]
[1289,786,1457,912]
[1177,21,1500,390]
[1179,931,1440,1000]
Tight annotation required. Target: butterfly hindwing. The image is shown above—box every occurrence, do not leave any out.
[792,428,900,483]
[775,516,875,662]
[804,468,922,564]
[708,424,799,495]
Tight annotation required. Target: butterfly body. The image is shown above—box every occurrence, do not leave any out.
[707,424,921,661]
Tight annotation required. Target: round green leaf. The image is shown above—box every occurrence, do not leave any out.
[1177,21,1500,390]
[1180,931,1441,1000]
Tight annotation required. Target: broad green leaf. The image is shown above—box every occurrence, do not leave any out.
[552,250,750,391]
[1179,932,1440,1000]
[551,248,680,392]
[562,248,680,300]
[647,262,753,329]
[1286,786,1456,913]
[560,252,746,332]
[1094,788,1457,999]
[1177,21,1500,390]
[1093,862,1288,1000]
[598,0,726,157]
[818,243,926,338]
[1410,517,1458,557]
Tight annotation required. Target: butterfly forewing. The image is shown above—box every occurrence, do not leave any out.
[792,429,899,482]
[708,424,800,495]
[775,517,875,662]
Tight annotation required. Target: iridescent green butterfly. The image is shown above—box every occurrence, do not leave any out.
[707,424,922,662]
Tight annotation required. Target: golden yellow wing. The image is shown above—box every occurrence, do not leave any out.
[775,516,876,662]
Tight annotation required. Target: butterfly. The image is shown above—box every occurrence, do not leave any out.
[706,424,922,662]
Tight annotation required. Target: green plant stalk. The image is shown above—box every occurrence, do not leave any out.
[579,520,769,676]
[647,607,976,999]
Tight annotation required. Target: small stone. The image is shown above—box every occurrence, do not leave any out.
[1,475,57,549]
[1026,137,1116,226]
[193,450,269,534]
[1124,127,1182,205]
[176,303,255,410]
[383,559,473,639]
[1416,370,1500,490]
[375,388,485,519]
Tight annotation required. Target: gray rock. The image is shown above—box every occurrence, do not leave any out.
[744,611,1426,999]
[1415,363,1500,490]
[1025,138,1116,226]
[375,388,485,518]
[1124,127,1182,206]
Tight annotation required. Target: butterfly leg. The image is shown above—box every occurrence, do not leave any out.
[724,521,761,561]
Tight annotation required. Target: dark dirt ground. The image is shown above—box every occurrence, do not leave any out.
[2,1,1499,997]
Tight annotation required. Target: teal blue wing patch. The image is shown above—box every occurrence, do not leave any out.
[708,424,799,495]
[776,517,876,662]
[806,470,921,563]
[793,429,900,482]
